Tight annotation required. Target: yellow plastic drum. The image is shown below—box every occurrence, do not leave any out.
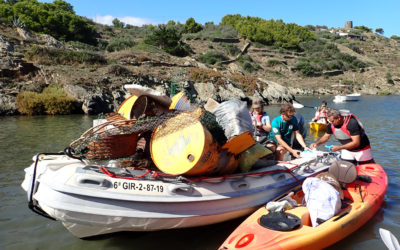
[117,95,138,119]
[169,91,191,111]
[150,113,220,176]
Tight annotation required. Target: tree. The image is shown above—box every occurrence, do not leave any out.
[0,0,98,44]
[184,17,202,33]
[144,24,190,56]
[375,28,384,35]
[391,35,400,42]
[354,25,372,33]
[220,14,316,51]
[112,18,124,28]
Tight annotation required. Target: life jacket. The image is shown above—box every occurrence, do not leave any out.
[250,111,269,141]
[330,114,370,150]
[250,112,264,130]
[316,109,328,122]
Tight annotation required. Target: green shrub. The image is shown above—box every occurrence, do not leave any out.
[354,25,372,33]
[391,35,400,42]
[296,61,321,76]
[25,46,106,65]
[386,72,394,84]
[108,64,131,76]
[237,55,261,72]
[67,41,99,51]
[17,84,77,115]
[378,90,392,95]
[131,43,165,53]
[198,50,229,65]
[143,25,190,57]
[182,23,238,40]
[189,68,225,84]
[266,59,281,67]
[222,43,241,56]
[347,43,363,54]
[106,35,136,52]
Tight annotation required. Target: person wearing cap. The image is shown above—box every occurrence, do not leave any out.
[268,103,310,161]
[312,101,329,124]
[310,109,374,165]
[249,99,274,150]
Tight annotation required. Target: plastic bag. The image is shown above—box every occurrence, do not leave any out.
[238,143,272,172]
[212,99,253,139]
[302,177,341,227]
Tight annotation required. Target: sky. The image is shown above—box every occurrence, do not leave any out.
[40,0,399,37]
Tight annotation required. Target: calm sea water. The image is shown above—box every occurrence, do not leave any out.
[0,96,399,250]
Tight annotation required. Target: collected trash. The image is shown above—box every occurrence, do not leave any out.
[302,177,341,227]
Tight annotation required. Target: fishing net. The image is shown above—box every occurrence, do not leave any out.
[69,101,226,160]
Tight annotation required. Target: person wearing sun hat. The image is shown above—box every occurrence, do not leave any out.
[249,98,276,151]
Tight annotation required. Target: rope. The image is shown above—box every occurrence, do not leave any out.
[97,163,302,185]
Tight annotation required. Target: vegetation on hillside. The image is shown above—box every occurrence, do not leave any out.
[2,0,399,116]
[16,84,77,115]
[221,14,316,51]
[0,0,98,44]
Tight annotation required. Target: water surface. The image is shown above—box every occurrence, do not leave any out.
[0,96,399,250]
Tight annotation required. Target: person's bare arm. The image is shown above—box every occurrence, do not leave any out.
[295,130,309,150]
[310,133,331,149]
[275,134,300,158]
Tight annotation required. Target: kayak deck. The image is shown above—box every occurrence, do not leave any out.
[219,163,388,250]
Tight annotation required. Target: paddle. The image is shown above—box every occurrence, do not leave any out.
[292,100,317,109]
[379,228,400,250]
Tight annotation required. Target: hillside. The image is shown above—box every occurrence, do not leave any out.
[1,21,400,115]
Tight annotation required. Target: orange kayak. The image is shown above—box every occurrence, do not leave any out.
[309,122,328,132]
[219,163,388,250]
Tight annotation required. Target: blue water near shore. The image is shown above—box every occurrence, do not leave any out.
[0,96,399,250]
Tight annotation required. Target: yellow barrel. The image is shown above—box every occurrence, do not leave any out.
[117,95,138,119]
[150,112,221,176]
[169,91,191,111]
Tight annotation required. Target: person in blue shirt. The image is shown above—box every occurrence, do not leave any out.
[268,103,309,161]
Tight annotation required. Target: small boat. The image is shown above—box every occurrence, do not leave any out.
[333,93,361,103]
[219,162,388,250]
[21,150,335,238]
[309,121,327,132]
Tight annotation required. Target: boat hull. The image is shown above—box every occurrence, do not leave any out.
[333,93,361,103]
[219,163,388,249]
[22,152,334,238]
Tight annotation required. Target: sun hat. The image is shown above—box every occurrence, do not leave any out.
[252,99,263,109]
[315,172,344,200]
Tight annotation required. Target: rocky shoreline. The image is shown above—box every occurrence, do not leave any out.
[1,24,399,116]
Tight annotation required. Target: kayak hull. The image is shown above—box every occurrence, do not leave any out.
[219,163,388,250]
[309,122,327,132]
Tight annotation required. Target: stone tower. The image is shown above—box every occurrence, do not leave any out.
[345,21,353,29]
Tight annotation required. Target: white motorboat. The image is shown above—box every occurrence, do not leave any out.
[333,93,361,103]
[21,151,337,238]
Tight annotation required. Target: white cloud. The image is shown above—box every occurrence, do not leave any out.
[92,15,161,26]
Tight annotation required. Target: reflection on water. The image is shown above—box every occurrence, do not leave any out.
[1,96,400,250]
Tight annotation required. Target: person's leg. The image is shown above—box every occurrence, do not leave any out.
[276,145,287,161]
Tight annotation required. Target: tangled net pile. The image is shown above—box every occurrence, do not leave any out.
[69,105,226,160]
